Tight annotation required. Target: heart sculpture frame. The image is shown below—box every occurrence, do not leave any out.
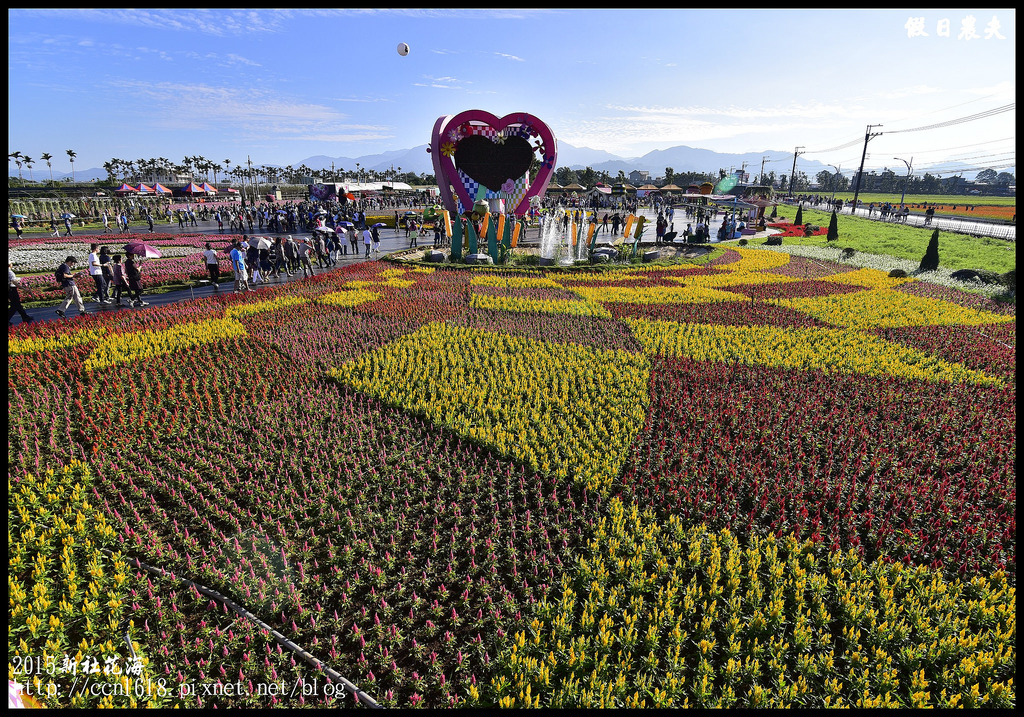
[430,110,557,217]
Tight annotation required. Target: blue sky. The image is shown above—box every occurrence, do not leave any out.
[7,9,1015,179]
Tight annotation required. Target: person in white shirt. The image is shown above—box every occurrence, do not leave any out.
[203,242,221,289]
[87,244,111,303]
[363,227,373,258]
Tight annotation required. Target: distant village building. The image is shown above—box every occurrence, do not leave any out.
[628,170,650,185]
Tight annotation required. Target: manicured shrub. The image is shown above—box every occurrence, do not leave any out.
[919,229,940,272]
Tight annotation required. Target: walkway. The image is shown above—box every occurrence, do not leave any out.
[14,222,426,325]
[779,200,1015,241]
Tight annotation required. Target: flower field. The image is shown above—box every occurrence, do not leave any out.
[7,247,1015,708]
[9,234,237,303]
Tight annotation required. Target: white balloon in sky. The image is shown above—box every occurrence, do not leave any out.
[397,42,410,56]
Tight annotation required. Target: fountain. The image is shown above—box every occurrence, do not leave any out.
[539,208,591,265]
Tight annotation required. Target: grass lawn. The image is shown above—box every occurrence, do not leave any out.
[827,192,1016,207]
[772,206,1015,274]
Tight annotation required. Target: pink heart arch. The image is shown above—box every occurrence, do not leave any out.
[430,110,558,217]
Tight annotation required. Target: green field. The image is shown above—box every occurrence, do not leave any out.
[772,206,1015,274]
[825,192,1015,207]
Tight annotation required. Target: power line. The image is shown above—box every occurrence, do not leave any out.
[893,136,1014,156]
[885,103,1014,135]
[917,151,1015,167]
[881,91,1003,125]
[803,137,863,154]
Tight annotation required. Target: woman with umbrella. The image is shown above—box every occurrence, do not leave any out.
[123,251,149,307]
[11,215,24,239]
[371,223,382,254]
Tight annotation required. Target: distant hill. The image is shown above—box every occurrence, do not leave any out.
[12,148,1010,184]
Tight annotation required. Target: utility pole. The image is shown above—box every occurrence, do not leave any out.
[788,147,804,199]
[894,157,913,206]
[851,124,883,216]
[760,156,769,186]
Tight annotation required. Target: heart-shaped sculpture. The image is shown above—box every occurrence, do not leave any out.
[430,110,557,217]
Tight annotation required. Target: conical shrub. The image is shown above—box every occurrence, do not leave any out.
[919,229,940,272]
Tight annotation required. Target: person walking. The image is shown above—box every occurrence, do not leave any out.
[203,242,221,289]
[371,224,381,254]
[271,237,288,279]
[99,246,114,302]
[109,254,128,306]
[87,244,110,304]
[314,232,329,269]
[11,215,24,239]
[363,226,373,258]
[245,237,263,284]
[229,240,250,292]
[296,237,315,278]
[50,216,60,237]
[54,256,87,319]
[101,211,112,234]
[63,214,74,237]
[123,253,149,307]
[348,226,359,256]
[8,262,34,325]
[259,244,272,281]
[147,212,155,233]
[284,235,298,274]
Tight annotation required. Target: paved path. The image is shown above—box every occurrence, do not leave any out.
[11,207,749,326]
[14,222,431,325]
[777,200,1015,241]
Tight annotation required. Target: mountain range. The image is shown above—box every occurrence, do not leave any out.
[292,143,1003,183]
[11,143,1003,183]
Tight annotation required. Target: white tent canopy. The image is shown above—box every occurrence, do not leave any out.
[342,181,413,193]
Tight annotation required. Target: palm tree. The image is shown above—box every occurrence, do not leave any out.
[222,159,231,184]
[41,152,54,185]
[103,160,118,184]
[157,157,170,184]
[66,149,77,182]
[23,156,34,182]
[10,151,23,181]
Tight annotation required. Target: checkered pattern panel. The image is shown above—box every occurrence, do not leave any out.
[452,121,534,214]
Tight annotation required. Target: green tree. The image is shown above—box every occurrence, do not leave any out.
[919,229,940,272]
[555,166,578,185]
[66,149,76,182]
[975,168,998,184]
[664,167,674,186]
[794,204,803,225]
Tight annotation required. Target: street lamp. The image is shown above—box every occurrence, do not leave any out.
[894,157,913,206]
[828,164,842,203]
